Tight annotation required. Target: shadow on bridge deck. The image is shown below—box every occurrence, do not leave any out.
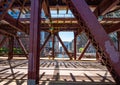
[0,58,116,85]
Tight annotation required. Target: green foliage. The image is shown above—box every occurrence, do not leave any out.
[0,47,23,54]
[13,48,23,54]
[0,47,8,54]
[79,47,84,53]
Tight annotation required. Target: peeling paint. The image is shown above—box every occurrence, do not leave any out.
[105,41,119,63]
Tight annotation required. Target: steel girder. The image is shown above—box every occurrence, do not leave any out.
[28,0,41,85]
[78,40,91,60]
[66,0,120,83]
[0,0,14,20]
[94,0,119,16]
[8,36,14,60]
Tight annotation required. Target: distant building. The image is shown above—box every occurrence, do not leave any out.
[59,41,71,53]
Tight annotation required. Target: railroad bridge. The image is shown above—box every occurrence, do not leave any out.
[0,0,120,85]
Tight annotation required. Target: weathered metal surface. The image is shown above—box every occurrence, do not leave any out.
[28,0,41,84]
[66,0,120,83]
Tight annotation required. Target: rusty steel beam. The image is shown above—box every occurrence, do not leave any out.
[40,33,51,52]
[3,13,28,34]
[96,52,101,61]
[66,0,120,83]
[55,33,72,60]
[0,29,16,37]
[78,40,90,60]
[0,0,15,20]
[94,0,119,16]
[25,22,118,33]
[20,18,76,22]
[8,36,14,60]
[16,37,28,59]
[103,18,120,21]
[42,0,51,18]
[28,0,41,85]
[17,0,27,21]
[0,37,7,48]
[117,32,120,51]
[52,34,55,59]
[105,22,120,34]
[74,32,77,60]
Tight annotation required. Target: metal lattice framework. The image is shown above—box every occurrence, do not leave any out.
[0,0,120,84]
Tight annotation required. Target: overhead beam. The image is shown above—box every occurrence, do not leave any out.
[42,0,51,18]
[105,22,120,34]
[19,18,76,22]
[0,29,16,37]
[0,0,15,20]
[3,13,28,34]
[94,0,119,17]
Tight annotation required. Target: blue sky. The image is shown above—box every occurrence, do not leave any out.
[59,32,74,42]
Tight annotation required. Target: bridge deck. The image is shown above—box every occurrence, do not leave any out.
[0,58,115,85]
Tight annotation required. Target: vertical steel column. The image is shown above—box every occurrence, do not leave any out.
[8,36,14,60]
[78,40,90,60]
[28,0,41,84]
[117,31,120,51]
[16,37,28,59]
[74,32,77,60]
[55,33,72,60]
[52,34,55,59]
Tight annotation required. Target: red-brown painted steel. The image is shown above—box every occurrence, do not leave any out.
[117,32,120,51]
[16,37,28,59]
[3,13,28,34]
[8,36,14,60]
[0,29,16,37]
[96,52,100,61]
[74,32,77,60]
[66,0,120,83]
[55,33,72,60]
[78,40,90,60]
[106,23,120,34]
[94,0,119,16]
[40,33,51,53]
[52,34,55,59]
[28,0,41,84]
[0,0,15,20]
